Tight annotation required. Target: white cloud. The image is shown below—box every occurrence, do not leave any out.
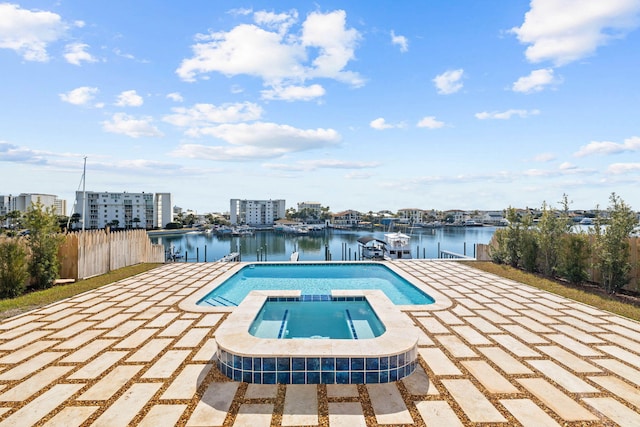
[0,3,67,61]
[607,162,640,174]
[102,113,163,138]
[64,42,96,65]
[163,102,263,128]
[512,68,558,93]
[390,30,408,52]
[176,9,363,92]
[533,152,556,162]
[261,84,326,101]
[166,92,184,102]
[511,0,640,65]
[417,116,445,129]
[115,90,144,107]
[574,136,640,157]
[433,69,464,94]
[264,159,380,171]
[369,117,406,130]
[59,86,99,106]
[475,109,540,120]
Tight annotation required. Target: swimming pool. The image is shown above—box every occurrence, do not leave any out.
[249,296,386,339]
[197,263,435,306]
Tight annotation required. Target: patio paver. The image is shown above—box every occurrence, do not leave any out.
[0,259,637,426]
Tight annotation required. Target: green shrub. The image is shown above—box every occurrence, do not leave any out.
[519,230,539,273]
[0,239,29,298]
[557,233,590,284]
[23,201,65,290]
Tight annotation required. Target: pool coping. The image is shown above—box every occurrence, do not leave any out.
[178,261,453,314]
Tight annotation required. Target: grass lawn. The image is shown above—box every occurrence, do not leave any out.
[466,261,640,322]
[0,263,161,320]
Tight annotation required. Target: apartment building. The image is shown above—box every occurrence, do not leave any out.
[0,193,67,216]
[74,191,173,230]
[229,199,286,226]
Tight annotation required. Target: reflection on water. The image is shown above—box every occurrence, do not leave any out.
[150,227,497,262]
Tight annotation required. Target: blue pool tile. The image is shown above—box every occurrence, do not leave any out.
[389,355,398,369]
[379,356,389,370]
[336,371,350,384]
[390,369,398,382]
[321,371,335,384]
[263,357,276,372]
[277,357,290,371]
[321,357,335,371]
[366,357,379,370]
[233,354,242,369]
[277,372,291,384]
[351,358,364,371]
[292,372,306,384]
[233,369,242,381]
[242,357,252,370]
[380,370,389,383]
[398,352,406,366]
[263,373,276,384]
[253,372,262,383]
[242,371,252,383]
[336,358,350,371]
[307,357,320,371]
[307,372,321,384]
[366,372,379,384]
[292,357,306,371]
[351,372,364,384]
[253,357,262,371]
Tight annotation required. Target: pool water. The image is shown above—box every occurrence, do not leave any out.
[197,263,435,306]
[249,296,386,339]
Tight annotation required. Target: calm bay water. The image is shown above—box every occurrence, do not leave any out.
[149,226,497,262]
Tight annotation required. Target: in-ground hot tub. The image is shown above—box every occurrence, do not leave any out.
[215,290,419,384]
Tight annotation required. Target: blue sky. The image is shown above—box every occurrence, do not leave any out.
[1,1,640,214]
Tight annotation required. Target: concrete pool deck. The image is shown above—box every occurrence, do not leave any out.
[0,260,638,426]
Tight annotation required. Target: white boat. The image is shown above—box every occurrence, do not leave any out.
[579,218,594,225]
[357,236,386,259]
[384,232,412,259]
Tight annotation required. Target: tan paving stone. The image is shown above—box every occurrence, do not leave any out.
[187,382,239,427]
[545,334,603,356]
[557,316,606,333]
[599,333,640,353]
[589,375,640,408]
[0,366,74,401]
[0,321,47,339]
[0,330,51,351]
[142,349,191,378]
[0,340,58,364]
[527,360,599,393]
[563,310,606,324]
[127,338,173,362]
[138,404,188,427]
[517,378,598,422]
[40,405,100,427]
[47,321,96,339]
[0,352,63,380]
[462,360,520,394]
[133,305,167,320]
[583,397,640,426]
[597,345,640,368]
[93,312,136,328]
[195,313,224,327]
[162,363,213,399]
[328,402,367,427]
[433,311,464,325]
[441,379,506,423]
[452,325,492,345]
[78,365,143,401]
[436,335,477,358]
[53,329,103,350]
[490,334,540,357]
[113,328,158,349]
[478,347,532,375]
[594,358,640,387]
[282,384,318,426]
[502,324,548,344]
[367,383,413,425]
[102,320,146,338]
[464,316,501,333]
[415,400,463,427]
[484,303,518,316]
[0,314,42,330]
[234,403,274,427]
[91,382,162,427]
[174,327,209,347]
[146,312,180,328]
[536,345,601,373]
[40,307,82,321]
[124,301,157,313]
[402,365,438,396]
[44,314,88,330]
[419,347,462,376]
[84,307,122,321]
[550,324,605,344]
[68,351,129,379]
[475,309,511,324]
[499,399,561,427]
[245,383,278,399]
[416,316,449,334]
[61,338,116,363]
[0,383,83,427]
[192,338,218,362]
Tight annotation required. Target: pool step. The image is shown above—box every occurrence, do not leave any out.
[345,309,376,339]
[203,295,238,307]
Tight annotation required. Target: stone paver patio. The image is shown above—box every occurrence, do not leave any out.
[0,260,639,426]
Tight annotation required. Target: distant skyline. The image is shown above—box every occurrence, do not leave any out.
[2,1,640,214]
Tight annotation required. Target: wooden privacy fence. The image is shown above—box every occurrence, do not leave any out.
[476,236,640,292]
[59,229,165,280]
